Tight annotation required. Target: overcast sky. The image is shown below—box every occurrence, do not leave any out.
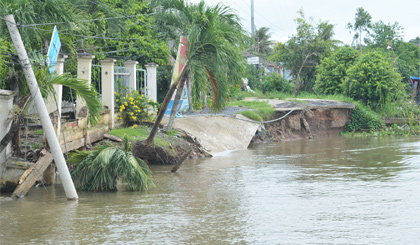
[186,0,420,45]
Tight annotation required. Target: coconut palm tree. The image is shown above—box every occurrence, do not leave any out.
[251,27,273,57]
[69,135,154,191]
[145,0,248,146]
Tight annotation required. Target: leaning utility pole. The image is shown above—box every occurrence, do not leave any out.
[5,15,78,200]
[251,0,255,35]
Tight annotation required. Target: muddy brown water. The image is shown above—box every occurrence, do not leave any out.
[1,136,420,244]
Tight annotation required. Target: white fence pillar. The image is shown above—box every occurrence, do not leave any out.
[45,54,67,138]
[76,55,95,117]
[100,59,116,129]
[123,60,138,92]
[145,63,158,102]
[0,90,15,169]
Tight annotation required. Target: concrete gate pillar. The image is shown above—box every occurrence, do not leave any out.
[100,59,117,129]
[145,63,159,102]
[0,90,15,178]
[76,55,95,117]
[123,60,138,92]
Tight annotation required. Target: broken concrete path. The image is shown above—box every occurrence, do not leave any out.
[166,115,260,154]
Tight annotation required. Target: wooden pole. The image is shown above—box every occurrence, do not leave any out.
[5,15,78,200]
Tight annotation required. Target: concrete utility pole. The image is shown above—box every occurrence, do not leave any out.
[5,15,78,200]
[251,0,255,35]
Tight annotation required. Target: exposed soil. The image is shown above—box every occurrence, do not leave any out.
[132,129,209,165]
[251,107,353,143]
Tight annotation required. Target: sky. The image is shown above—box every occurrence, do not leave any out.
[186,0,420,45]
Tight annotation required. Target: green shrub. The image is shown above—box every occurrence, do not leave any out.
[261,73,292,94]
[343,51,404,108]
[314,47,359,95]
[345,103,384,132]
[229,83,245,101]
[246,65,265,91]
[115,89,160,126]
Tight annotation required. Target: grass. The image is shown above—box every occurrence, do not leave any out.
[375,99,420,119]
[109,126,181,150]
[229,100,276,122]
[33,129,44,135]
[240,111,263,121]
[228,100,272,109]
[236,89,354,103]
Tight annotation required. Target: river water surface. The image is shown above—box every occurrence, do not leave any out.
[1,136,420,244]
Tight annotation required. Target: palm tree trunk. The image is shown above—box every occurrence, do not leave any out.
[167,79,186,130]
[187,76,193,112]
[145,69,188,147]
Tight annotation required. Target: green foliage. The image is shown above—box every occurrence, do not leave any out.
[269,10,339,93]
[261,73,293,94]
[365,21,403,48]
[375,99,420,118]
[342,124,420,137]
[115,89,159,126]
[343,51,404,108]
[314,47,359,94]
[347,7,372,52]
[0,0,169,93]
[246,65,265,91]
[36,68,102,125]
[154,0,248,111]
[240,110,263,121]
[157,65,173,103]
[95,0,169,65]
[31,142,42,151]
[250,27,273,57]
[229,83,245,101]
[345,103,384,132]
[392,41,420,88]
[69,135,154,192]
[0,38,8,88]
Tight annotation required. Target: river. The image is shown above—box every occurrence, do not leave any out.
[1,136,420,244]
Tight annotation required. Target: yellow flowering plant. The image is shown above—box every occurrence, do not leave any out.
[115,89,160,126]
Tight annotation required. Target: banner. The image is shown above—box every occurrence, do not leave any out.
[46,26,61,74]
[165,36,189,115]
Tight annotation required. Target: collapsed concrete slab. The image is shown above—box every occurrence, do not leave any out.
[167,115,260,154]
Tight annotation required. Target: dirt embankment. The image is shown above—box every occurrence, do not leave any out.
[252,107,353,143]
[247,99,355,143]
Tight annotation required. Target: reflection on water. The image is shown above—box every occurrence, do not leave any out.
[1,136,420,244]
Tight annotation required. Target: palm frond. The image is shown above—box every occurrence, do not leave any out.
[69,135,154,191]
[36,68,102,125]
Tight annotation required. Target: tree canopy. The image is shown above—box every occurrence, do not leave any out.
[269,9,338,94]
[347,7,372,53]
[314,47,359,95]
[251,27,273,57]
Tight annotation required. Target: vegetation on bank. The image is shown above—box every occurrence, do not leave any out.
[68,135,154,192]
[109,126,180,150]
